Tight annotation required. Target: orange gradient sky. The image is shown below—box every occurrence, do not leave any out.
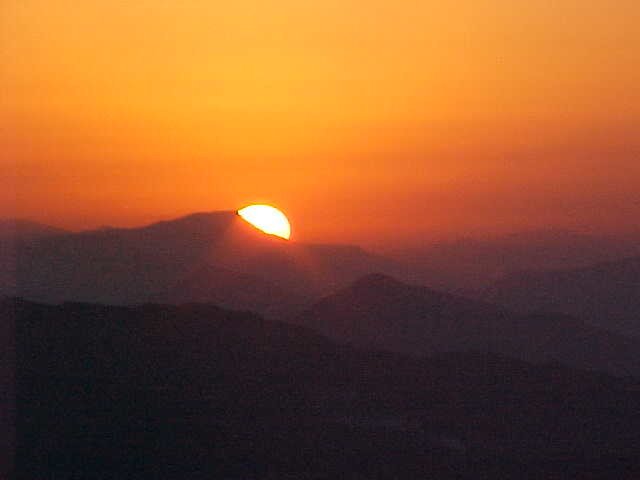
[2,1,639,247]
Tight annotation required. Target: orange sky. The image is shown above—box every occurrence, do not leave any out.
[2,1,639,247]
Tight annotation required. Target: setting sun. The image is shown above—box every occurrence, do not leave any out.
[237,204,291,240]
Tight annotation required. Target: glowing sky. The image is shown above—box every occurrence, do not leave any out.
[2,1,639,246]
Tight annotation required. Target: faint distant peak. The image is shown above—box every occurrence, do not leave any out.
[0,219,68,240]
[350,273,408,291]
[141,211,237,229]
[494,228,604,243]
[76,211,239,236]
[306,243,367,254]
[341,273,494,311]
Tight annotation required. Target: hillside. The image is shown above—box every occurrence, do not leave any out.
[295,273,640,375]
[6,298,640,478]
[485,257,640,336]
[3,212,399,317]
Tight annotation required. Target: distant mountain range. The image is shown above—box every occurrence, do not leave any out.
[3,213,640,344]
[0,219,69,241]
[394,229,640,294]
[6,298,640,479]
[148,264,309,319]
[1,212,400,317]
[485,256,640,337]
[295,273,640,376]
[4,214,640,477]
[0,220,70,294]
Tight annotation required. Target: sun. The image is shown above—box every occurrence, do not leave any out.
[237,204,291,240]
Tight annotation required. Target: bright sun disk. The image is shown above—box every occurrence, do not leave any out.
[237,204,291,240]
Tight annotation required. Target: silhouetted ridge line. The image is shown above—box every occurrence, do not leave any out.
[294,274,640,376]
[2,211,402,315]
[8,298,640,478]
[486,255,640,336]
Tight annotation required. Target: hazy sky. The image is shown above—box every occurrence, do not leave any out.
[2,1,639,247]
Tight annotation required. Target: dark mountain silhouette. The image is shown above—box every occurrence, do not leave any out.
[394,229,640,294]
[0,220,69,296]
[0,219,68,241]
[149,264,309,318]
[294,273,640,376]
[0,298,15,479]
[485,256,640,337]
[6,297,640,479]
[4,212,400,316]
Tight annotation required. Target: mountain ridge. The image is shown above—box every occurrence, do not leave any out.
[294,273,640,376]
[485,255,640,336]
[1,211,401,316]
[7,297,640,478]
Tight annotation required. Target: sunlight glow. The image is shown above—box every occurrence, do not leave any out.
[237,204,291,240]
